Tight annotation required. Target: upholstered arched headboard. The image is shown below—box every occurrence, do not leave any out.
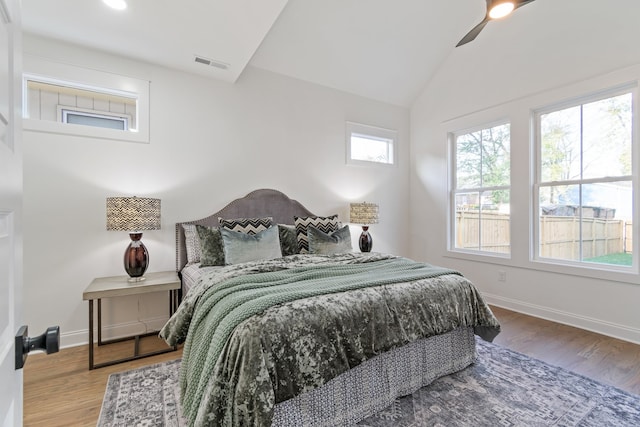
[175,189,317,272]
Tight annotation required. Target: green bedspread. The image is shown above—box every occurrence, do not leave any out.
[160,253,500,427]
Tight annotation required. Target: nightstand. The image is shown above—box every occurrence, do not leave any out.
[82,271,180,370]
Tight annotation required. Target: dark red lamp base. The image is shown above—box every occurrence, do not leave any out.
[124,232,148,281]
[359,226,373,252]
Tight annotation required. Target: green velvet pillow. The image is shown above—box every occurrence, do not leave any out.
[220,226,282,265]
[196,225,225,267]
[278,224,300,256]
[307,225,352,255]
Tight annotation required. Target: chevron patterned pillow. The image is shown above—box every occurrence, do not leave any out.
[218,217,273,235]
[294,214,340,254]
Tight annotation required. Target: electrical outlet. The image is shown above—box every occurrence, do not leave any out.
[498,270,506,282]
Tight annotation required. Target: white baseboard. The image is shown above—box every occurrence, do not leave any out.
[59,315,170,349]
[483,293,640,345]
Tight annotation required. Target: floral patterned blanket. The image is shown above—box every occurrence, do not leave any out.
[160,253,500,427]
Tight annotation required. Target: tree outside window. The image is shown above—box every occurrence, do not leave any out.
[453,123,511,254]
[537,92,633,266]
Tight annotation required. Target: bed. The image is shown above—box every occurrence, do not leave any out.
[160,188,500,427]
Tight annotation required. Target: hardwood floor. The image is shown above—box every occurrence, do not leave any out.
[23,306,640,426]
[23,336,183,427]
[490,306,640,395]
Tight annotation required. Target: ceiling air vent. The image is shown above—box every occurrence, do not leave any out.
[194,55,229,70]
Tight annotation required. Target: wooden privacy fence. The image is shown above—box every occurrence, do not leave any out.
[456,211,632,259]
[539,215,626,259]
[455,211,510,254]
[625,221,633,253]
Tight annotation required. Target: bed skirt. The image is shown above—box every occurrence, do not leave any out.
[272,326,477,426]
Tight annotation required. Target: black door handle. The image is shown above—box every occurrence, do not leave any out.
[15,325,60,370]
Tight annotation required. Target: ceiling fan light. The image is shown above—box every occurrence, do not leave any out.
[103,0,127,11]
[488,1,515,19]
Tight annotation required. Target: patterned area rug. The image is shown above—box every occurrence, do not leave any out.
[98,339,640,426]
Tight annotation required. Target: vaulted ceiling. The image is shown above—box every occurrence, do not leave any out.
[20,0,633,108]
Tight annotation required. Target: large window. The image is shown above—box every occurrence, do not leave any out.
[535,90,634,267]
[452,122,511,255]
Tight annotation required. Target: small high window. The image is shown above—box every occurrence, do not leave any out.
[26,79,136,130]
[346,122,396,165]
[23,55,149,143]
[60,107,129,131]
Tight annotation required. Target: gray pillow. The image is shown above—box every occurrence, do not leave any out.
[196,225,225,267]
[278,224,300,256]
[220,226,282,265]
[307,225,352,255]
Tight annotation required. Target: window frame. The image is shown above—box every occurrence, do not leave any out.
[532,85,638,272]
[449,120,512,258]
[58,105,131,130]
[441,68,640,286]
[346,121,397,166]
[22,55,150,143]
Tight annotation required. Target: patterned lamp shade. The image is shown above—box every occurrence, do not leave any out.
[106,197,161,232]
[106,196,161,281]
[350,202,379,225]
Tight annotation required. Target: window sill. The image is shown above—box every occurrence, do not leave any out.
[23,118,149,144]
[445,250,640,286]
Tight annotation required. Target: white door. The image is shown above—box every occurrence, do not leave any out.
[0,0,22,425]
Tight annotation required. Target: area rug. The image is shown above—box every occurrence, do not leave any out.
[98,339,640,426]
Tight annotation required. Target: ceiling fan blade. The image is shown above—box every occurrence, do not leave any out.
[515,0,537,10]
[456,0,537,47]
[456,18,489,47]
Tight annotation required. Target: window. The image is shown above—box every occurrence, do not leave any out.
[26,77,137,132]
[451,122,511,255]
[60,107,129,130]
[346,122,396,165]
[535,90,634,267]
[23,55,149,143]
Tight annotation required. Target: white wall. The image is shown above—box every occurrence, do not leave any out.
[22,35,410,348]
[410,0,640,343]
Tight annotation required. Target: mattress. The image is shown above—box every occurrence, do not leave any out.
[180,263,222,296]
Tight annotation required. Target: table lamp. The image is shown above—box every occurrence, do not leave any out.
[350,202,379,252]
[106,196,161,281]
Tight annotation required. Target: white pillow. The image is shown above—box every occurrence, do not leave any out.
[182,223,202,264]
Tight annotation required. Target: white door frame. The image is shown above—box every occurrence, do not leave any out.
[0,0,22,425]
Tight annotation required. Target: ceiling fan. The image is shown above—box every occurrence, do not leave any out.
[456,0,537,47]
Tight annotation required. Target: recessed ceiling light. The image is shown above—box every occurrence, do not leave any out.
[103,0,127,11]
